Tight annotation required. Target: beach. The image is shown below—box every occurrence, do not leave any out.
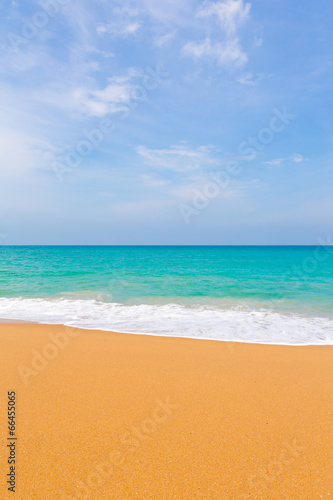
[1,322,333,499]
[2,0,332,496]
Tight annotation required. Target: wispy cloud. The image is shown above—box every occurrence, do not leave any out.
[97,21,141,37]
[96,4,141,37]
[265,154,308,167]
[137,144,221,172]
[182,0,252,68]
[292,154,308,163]
[197,0,251,34]
[138,0,190,23]
[153,31,176,48]
[69,69,144,117]
[237,71,269,85]
[182,36,247,67]
[0,0,331,244]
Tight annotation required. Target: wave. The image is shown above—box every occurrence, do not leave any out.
[0,297,333,345]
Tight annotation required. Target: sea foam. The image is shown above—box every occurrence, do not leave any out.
[0,297,333,345]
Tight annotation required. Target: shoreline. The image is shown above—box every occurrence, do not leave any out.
[0,318,37,324]
[1,317,333,347]
[1,322,333,498]
[1,295,333,346]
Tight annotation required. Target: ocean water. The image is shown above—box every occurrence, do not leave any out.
[0,245,333,345]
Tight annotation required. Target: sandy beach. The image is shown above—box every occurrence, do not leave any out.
[1,323,333,499]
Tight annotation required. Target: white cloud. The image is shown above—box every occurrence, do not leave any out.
[264,158,285,167]
[182,37,247,67]
[123,22,141,35]
[97,4,141,37]
[183,0,251,68]
[139,0,190,22]
[93,83,133,102]
[83,87,132,117]
[137,144,220,172]
[153,31,176,47]
[237,71,267,85]
[74,69,143,117]
[198,0,251,34]
[292,153,308,163]
[265,154,308,167]
[97,21,141,37]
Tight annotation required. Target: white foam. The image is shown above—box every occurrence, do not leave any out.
[0,297,333,345]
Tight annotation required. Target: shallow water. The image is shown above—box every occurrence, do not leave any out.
[0,246,332,344]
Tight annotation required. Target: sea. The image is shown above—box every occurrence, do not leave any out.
[0,245,332,345]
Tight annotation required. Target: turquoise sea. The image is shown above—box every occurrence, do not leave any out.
[0,246,333,344]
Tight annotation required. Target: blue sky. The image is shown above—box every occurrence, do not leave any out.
[0,0,332,244]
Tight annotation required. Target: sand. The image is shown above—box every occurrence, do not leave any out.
[0,323,333,499]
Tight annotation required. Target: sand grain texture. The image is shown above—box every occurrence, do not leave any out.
[0,323,333,499]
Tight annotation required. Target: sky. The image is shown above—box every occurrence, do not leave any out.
[0,0,332,245]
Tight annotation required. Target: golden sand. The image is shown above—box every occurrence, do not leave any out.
[1,323,333,499]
